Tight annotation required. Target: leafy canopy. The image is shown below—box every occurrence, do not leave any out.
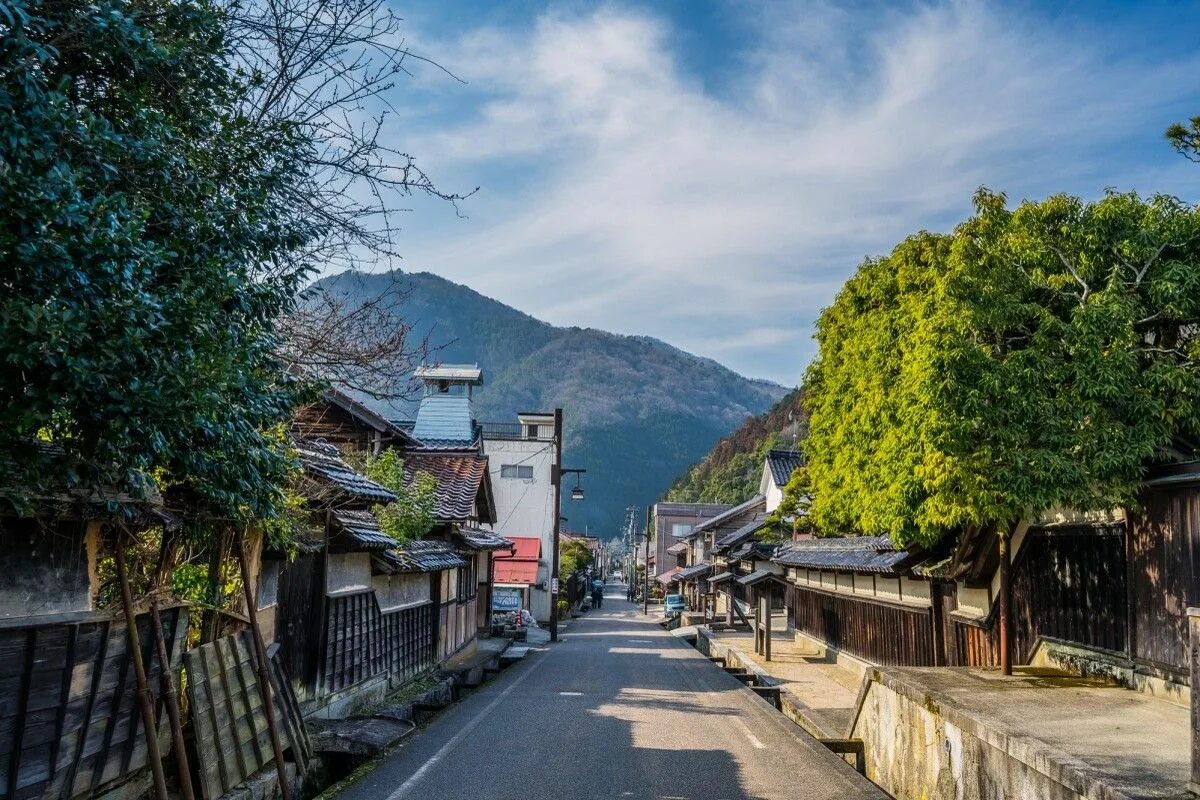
[805,190,1200,547]
[0,0,318,518]
[363,450,436,544]
[560,539,594,576]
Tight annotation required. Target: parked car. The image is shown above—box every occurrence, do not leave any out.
[664,594,686,618]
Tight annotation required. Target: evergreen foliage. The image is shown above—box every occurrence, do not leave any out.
[805,190,1200,547]
[0,0,314,518]
[666,388,806,504]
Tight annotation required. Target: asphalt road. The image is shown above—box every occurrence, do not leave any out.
[334,584,888,800]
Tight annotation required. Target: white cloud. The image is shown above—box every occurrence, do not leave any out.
[390,0,1199,384]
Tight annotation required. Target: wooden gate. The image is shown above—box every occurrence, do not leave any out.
[276,553,324,695]
[1128,480,1200,679]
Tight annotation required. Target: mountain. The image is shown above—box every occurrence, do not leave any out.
[312,270,789,535]
[665,388,807,504]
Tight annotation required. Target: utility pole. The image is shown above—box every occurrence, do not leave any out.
[643,506,651,616]
[550,408,563,642]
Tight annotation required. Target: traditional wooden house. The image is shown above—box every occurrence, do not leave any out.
[0,475,190,800]
[681,496,766,618]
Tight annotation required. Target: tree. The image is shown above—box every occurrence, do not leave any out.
[560,539,593,575]
[0,0,314,519]
[805,190,1200,547]
[363,450,436,544]
[1166,116,1200,163]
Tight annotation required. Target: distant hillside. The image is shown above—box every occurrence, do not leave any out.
[665,388,806,504]
[310,270,789,535]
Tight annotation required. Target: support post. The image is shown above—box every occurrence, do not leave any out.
[764,590,772,662]
[149,600,195,800]
[550,408,563,642]
[726,589,734,627]
[1189,608,1200,794]
[998,526,1012,676]
[114,532,169,800]
[236,530,293,800]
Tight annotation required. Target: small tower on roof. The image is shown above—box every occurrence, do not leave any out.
[412,364,483,443]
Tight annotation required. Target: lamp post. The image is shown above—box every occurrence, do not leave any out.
[549,406,586,643]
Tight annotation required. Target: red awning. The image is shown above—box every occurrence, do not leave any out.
[493,535,541,585]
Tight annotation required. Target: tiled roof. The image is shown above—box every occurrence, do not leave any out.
[680,495,766,542]
[708,570,736,584]
[765,449,804,487]
[403,452,491,522]
[727,541,778,562]
[713,513,770,552]
[655,566,683,586]
[295,440,397,502]
[455,527,513,551]
[665,542,688,556]
[736,568,784,587]
[391,539,468,573]
[329,509,395,551]
[772,535,921,575]
[676,562,711,582]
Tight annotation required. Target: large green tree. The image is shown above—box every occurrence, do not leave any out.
[805,190,1200,547]
[0,0,314,518]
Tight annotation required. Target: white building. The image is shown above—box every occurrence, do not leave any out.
[482,412,558,622]
[759,449,804,513]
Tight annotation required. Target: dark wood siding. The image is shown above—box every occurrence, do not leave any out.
[0,607,187,800]
[942,524,1128,667]
[276,553,324,695]
[1128,482,1200,677]
[792,585,937,666]
[321,591,435,694]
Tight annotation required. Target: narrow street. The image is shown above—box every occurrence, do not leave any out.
[334,584,887,800]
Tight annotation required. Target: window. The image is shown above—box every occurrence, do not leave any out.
[671,523,693,537]
[501,464,534,480]
[457,558,477,600]
[525,424,540,440]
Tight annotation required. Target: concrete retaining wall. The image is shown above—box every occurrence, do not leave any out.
[851,673,1120,800]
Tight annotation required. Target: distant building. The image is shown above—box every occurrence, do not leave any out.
[482,412,559,622]
[651,502,732,577]
[759,448,804,513]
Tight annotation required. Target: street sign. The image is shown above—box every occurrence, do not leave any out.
[551,577,559,594]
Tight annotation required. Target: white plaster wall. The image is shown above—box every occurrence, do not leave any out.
[326,553,372,595]
[372,572,431,612]
[853,573,874,594]
[483,436,557,621]
[900,577,931,605]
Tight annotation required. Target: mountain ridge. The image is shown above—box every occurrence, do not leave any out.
[311,269,790,534]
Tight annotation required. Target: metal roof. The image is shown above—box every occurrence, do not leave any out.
[765,449,805,487]
[412,394,476,443]
[665,542,689,556]
[414,364,483,383]
[655,566,683,586]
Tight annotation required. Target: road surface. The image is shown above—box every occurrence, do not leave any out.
[334,584,887,800]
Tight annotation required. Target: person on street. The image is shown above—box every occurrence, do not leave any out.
[591,586,603,609]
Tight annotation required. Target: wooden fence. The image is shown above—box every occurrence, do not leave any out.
[792,585,938,666]
[0,607,186,800]
[185,631,310,800]
[321,592,435,695]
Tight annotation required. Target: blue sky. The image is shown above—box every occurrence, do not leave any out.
[370,0,1200,386]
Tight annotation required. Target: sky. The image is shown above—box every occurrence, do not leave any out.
[370,0,1200,386]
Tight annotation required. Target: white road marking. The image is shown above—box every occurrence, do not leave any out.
[382,651,547,800]
[735,718,766,749]
[559,691,583,696]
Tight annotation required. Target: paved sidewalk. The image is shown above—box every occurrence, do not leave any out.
[705,620,864,737]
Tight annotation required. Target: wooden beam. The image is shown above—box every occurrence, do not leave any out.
[1189,607,1200,794]
[999,526,1012,675]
